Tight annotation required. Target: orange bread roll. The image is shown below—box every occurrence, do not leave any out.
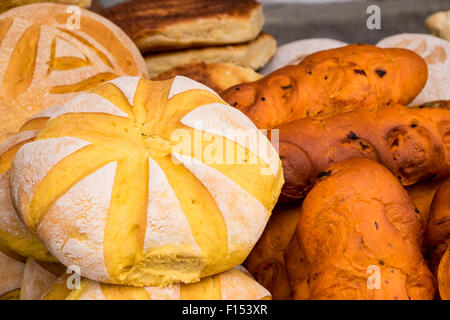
[222,44,428,128]
[425,178,450,299]
[244,202,302,300]
[406,178,445,224]
[277,103,450,201]
[286,158,434,300]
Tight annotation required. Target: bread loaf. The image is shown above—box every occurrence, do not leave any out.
[0,3,147,142]
[101,0,264,53]
[244,202,302,300]
[0,109,57,261]
[222,44,428,128]
[42,266,270,300]
[153,62,263,93]
[0,0,91,13]
[261,38,347,75]
[406,179,445,224]
[286,158,434,300]
[276,103,450,201]
[424,178,450,299]
[0,243,25,300]
[377,34,450,105]
[10,76,283,287]
[19,258,65,300]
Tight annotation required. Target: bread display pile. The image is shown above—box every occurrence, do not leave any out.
[0,0,449,301]
[101,0,277,79]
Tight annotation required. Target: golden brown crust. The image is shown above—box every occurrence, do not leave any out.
[287,158,434,300]
[153,62,262,93]
[406,178,445,224]
[101,0,262,52]
[425,179,450,272]
[222,44,428,129]
[244,202,302,300]
[276,103,450,201]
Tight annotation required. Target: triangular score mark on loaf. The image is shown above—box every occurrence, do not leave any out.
[55,14,140,76]
[180,103,280,176]
[47,36,91,74]
[37,161,118,284]
[107,76,141,107]
[0,130,39,175]
[144,158,201,253]
[57,28,114,70]
[2,23,40,96]
[171,152,269,257]
[29,93,128,120]
[168,76,222,100]
[103,157,149,282]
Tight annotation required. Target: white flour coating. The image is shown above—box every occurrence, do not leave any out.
[171,153,269,255]
[20,258,58,300]
[168,76,221,99]
[181,103,280,176]
[144,158,201,255]
[219,266,270,300]
[0,171,32,238]
[144,283,181,300]
[29,93,129,120]
[107,76,141,106]
[37,162,117,283]
[0,249,24,296]
[377,33,450,104]
[261,38,347,75]
[54,36,86,60]
[10,137,91,221]
[0,130,39,155]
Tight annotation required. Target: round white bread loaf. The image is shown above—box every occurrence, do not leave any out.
[260,38,347,75]
[377,33,450,105]
[0,3,148,143]
[41,266,271,300]
[10,76,284,287]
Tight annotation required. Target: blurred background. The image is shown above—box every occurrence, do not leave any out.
[96,0,449,45]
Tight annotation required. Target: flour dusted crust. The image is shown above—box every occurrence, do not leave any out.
[0,246,25,299]
[11,76,284,286]
[45,266,270,300]
[19,258,62,300]
[261,38,347,75]
[0,3,147,141]
[377,33,450,105]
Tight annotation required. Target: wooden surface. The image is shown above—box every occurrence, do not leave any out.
[262,0,449,45]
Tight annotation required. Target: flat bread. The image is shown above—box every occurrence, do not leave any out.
[102,0,264,53]
[426,11,450,41]
[153,62,263,93]
[377,33,450,105]
[261,38,347,75]
[145,32,277,78]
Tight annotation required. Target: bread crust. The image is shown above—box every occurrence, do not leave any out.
[153,62,262,93]
[145,32,277,78]
[276,103,450,201]
[222,44,428,129]
[287,158,435,300]
[424,178,450,299]
[101,0,263,53]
